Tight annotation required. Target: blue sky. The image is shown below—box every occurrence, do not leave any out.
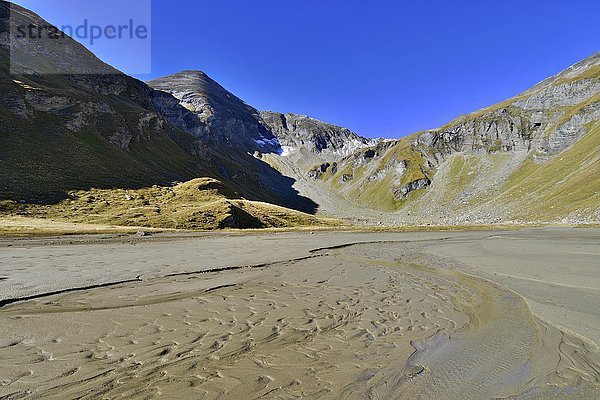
[13,0,600,138]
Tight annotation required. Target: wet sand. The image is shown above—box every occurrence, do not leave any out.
[0,229,599,399]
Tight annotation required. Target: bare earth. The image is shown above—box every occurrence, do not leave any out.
[0,228,599,399]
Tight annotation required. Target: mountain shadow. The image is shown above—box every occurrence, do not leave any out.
[0,1,318,215]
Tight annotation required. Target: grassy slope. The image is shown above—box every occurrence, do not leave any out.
[1,110,204,199]
[498,121,600,221]
[1,178,340,230]
[0,52,209,201]
[322,140,431,211]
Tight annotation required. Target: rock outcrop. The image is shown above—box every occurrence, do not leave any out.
[148,71,281,154]
[260,111,373,160]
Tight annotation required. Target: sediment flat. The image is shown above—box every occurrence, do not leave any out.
[0,228,598,399]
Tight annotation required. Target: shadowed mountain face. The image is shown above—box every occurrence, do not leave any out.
[0,1,318,216]
[0,0,598,226]
[0,1,213,201]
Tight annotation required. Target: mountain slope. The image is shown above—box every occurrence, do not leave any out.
[0,1,215,202]
[0,1,327,228]
[146,71,379,214]
[287,52,599,224]
[260,111,374,167]
[1,0,597,228]
[148,71,281,154]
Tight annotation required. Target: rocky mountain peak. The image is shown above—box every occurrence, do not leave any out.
[148,70,281,154]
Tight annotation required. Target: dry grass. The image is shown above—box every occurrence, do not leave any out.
[0,216,168,237]
[1,178,342,232]
[498,121,600,221]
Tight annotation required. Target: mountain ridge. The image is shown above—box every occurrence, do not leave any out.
[145,50,598,225]
[1,0,598,228]
[290,51,599,224]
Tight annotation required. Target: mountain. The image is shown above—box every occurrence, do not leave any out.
[0,1,212,202]
[0,1,325,228]
[146,70,378,215]
[297,52,599,224]
[0,0,597,228]
[148,71,281,154]
[147,53,598,225]
[260,111,374,162]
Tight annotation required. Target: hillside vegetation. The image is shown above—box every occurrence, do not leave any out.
[1,178,340,230]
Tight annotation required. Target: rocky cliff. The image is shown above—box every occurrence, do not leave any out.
[260,111,373,158]
[148,71,281,154]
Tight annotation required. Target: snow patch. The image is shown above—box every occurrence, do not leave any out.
[280,146,295,157]
[254,135,284,155]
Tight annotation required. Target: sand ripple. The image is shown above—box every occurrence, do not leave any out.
[0,240,598,399]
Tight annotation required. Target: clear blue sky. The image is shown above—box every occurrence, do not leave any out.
[13,0,600,138]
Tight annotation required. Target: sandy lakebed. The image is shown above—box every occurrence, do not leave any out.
[0,228,599,399]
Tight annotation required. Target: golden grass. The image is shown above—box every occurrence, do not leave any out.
[1,178,342,231]
[499,122,600,221]
[0,216,168,237]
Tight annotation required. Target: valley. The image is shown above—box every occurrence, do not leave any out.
[1,1,598,230]
[0,2,599,399]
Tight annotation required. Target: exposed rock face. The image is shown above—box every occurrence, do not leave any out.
[148,89,211,156]
[259,111,374,160]
[148,71,281,154]
[514,70,600,110]
[538,100,599,157]
[308,162,337,179]
[416,109,535,162]
[419,53,600,163]
[393,178,431,200]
